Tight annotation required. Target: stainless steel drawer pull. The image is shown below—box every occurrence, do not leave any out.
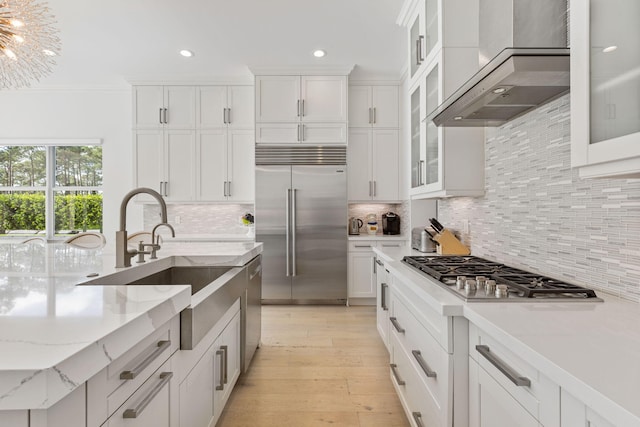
[120,340,171,380]
[159,108,163,124]
[163,108,168,124]
[412,412,425,427]
[375,259,384,266]
[221,345,229,384]
[390,317,405,333]
[354,244,372,248]
[381,244,401,248]
[390,363,405,385]
[412,350,437,378]
[476,345,531,387]
[381,283,388,311]
[373,107,377,124]
[215,347,225,390]
[369,107,372,124]
[122,372,173,418]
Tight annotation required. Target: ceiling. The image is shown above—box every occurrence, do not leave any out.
[36,0,406,87]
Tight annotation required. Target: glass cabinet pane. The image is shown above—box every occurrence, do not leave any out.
[411,86,422,188]
[425,65,439,185]
[589,0,640,144]
[425,0,438,57]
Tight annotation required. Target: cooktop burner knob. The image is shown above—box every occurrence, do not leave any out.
[475,276,486,289]
[485,280,496,295]
[456,276,467,290]
[465,279,477,295]
[495,284,509,298]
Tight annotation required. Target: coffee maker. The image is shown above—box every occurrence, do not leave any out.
[382,212,401,235]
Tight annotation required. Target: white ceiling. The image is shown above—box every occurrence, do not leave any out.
[37,0,406,87]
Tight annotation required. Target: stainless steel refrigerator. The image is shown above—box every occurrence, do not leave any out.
[255,146,347,304]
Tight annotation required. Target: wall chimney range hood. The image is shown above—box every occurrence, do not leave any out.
[428,0,570,127]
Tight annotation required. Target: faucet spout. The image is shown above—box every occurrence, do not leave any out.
[152,222,176,244]
[115,187,168,268]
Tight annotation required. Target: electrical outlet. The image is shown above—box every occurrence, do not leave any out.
[175,216,181,224]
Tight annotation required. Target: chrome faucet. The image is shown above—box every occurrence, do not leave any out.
[115,187,169,268]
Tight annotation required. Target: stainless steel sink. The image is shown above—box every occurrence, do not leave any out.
[82,265,247,350]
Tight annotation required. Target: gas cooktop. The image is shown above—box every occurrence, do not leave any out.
[402,255,601,302]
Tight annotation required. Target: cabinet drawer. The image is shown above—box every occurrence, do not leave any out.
[348,240,376,252]
[469,323,559,426]
[87,316,179,426]
[390,332,444,427]
[377,240,406,250]
[390,293,450,413]
[104,357,177,427]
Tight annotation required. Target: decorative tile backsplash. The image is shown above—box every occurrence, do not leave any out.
[144,204,254,235]
[438,95,640,302]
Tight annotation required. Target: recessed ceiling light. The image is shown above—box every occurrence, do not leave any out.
[492,87,507,94]
[453,116,463,121]
[179,50,194,58]
[602,45,618,53]
[313,49,326,58]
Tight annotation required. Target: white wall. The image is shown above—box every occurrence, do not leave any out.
[0,87,135,247]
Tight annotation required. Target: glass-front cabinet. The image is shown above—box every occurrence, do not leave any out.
[410,85,424,188]
[571,0,640,178]
[407,0,439,83]
[424,64,440,186]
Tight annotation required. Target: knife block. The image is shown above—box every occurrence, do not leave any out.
[432,229,471,255]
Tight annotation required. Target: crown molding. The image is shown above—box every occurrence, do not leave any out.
[248,65,355,76]
[397,0,419,27]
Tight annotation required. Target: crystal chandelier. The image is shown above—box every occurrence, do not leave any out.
[0,0,61,89]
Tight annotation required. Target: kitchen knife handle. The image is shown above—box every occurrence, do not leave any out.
[285,189,291,277]
[476,345,531,387]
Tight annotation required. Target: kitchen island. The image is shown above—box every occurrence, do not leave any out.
[0,240,262,425]
[374,246,640,427]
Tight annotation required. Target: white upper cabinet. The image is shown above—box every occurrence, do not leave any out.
[571,0,640,178]
[133,86,196,129]
[349,85,399,128]
[197,85,254,129]
[255,75,347,124]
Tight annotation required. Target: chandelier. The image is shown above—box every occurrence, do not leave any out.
[0,0,60,89]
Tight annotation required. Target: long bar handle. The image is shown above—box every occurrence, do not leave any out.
[285,189,291,277]
[159,108,163,124]
[297,99,300,117]
[390,363,405,385]
[412,412,425,427]
[215,348,225,390]
[369,181,372,197]
[412,350,437,378]
[418,35,425,62]
[373,181,376,197]
[390,317,405,334]
[223,181,227,197]
[292,188,297,276]
[122,372,173,418]
[163,108,168,124]
[373,107,377,124]
[369,107,372,124]
[375,259,384,266]
[120,340,171,380]
[419,160,425,185]
[476,345,531,387]
[221,345,228,384]
[164,181,169,197]
[297,124,301,142]
[381,283,388,311]
[227,181,232,197]
[301,99,305,116]
[373,256,377,274]
[354,244,372,248]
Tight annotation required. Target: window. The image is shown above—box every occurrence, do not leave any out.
[0,142,103,240]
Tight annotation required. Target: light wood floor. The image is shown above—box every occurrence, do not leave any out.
[217,305,410,427]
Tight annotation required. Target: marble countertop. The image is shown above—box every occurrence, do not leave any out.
[374,246,640,425]
[0,240,262,410]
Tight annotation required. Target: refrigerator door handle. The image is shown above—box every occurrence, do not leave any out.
[285,189,291,277]
[291,188,297,276]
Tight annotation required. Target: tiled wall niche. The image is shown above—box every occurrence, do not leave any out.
[438,95,640,302]
[144,204,254,235]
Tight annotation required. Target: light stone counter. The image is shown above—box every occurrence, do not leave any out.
[0,240,262,410]
[373,245,640,425]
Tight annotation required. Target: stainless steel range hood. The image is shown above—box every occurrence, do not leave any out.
[429,0,570,127]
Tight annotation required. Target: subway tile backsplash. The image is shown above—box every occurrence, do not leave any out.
[144,204,254,235]
[438,95,640,302]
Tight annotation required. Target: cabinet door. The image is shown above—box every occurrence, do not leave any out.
[347,128,372,201]
[227,129,255,202]
[372,86,399,128]
[372,129,399,201]
[375,260,390,350]
[300,123,347,144]
[348,252,376,298]
[179,346,214,427]
[255,76,301,122]
[256,123,300,143]
[197,86,228,129]
[165,130,195,201]
[213,312,241,421]
[410,84,425,189]
[163,86,196,129]
[301,76,347,122]
[197,130,228,201]
[409,6,425,80]
[134,130,164,195]
[227,85,255,129]
[134,86,164,129]
[469,359,540,427]
[348,85,373,127]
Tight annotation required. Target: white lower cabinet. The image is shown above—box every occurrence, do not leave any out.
[375,256,390,350]
[349,240,405,302]
[468,323,559,427]
[179,300,241,427]
[560,389,617,427]
[387,269,468,427]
